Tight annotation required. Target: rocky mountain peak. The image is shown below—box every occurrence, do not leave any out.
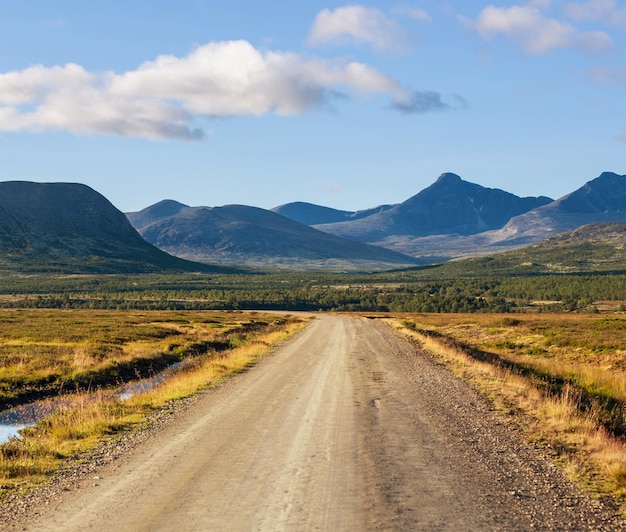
[558,172,626,213]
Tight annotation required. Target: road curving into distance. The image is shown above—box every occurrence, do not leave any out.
[16,315,626,530]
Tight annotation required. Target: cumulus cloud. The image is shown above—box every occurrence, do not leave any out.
[307,5,412,52]
[461,4,613,54]
[0,40,450,140]
[565,0,626,27]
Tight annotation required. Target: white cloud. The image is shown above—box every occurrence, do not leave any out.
[565,0,626,27]
[0,40,450,140]
[307,5,411,52]
[0,64,94,106]
[461,4,613,54]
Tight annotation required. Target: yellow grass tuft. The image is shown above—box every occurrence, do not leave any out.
[390,315,626,508]
[0,313,308,495]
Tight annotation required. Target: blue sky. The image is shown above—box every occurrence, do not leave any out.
[0,1,624,213]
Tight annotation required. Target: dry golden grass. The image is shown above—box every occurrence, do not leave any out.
[389,313,626,507]
[0,309,297,406]
[0,311,308,494]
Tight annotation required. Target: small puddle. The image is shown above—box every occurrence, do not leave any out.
[0,360,189,445]
[116,361,186,401]
[0,424,31,442]
[0,400,60,444]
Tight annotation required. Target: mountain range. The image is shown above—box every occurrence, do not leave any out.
[287,172,552,239]
[272,171,626,262]
[127,201,419,271]
[0,171,624,274]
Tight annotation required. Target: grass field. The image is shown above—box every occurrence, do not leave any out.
[0,309,307,494]
[0,309,302,409]
[392,313,626,505]
[4,308,626,509]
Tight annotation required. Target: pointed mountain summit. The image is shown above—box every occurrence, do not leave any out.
[559,172,626,213]
[312,173,552,242]
[493,172,626,245]
[394,172,552,235]
[0,182,230,274]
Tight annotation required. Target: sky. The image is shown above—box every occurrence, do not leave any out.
[0,1,624,213]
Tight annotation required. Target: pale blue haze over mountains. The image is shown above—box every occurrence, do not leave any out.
[0,1,624,213]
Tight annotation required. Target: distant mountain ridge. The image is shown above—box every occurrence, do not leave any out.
[268,171,626,261]
[0,182,231,274]
[2,170,625,275]
[308,173,553,242]
[490,172,626,246]
[271,202,393,226]
[127,202,419,271]
[128,171,626,269]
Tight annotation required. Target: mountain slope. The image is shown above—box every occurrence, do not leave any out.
[410,222,626,279]
[490,172,626,246]
[0,182,233,274]
[127,203,419,270]
[313,173,553,243]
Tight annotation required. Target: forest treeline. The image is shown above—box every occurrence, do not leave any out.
[0,269,624,313]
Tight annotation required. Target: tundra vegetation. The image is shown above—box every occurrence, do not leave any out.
[0,269,624,313]
[393,314,626,506]
[1,265,626,508]
[0,309,307,495]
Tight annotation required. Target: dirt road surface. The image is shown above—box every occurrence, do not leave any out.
[9,315,626,530]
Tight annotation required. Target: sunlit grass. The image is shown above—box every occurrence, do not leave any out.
[0,311,308,495]
[0,309,298,407]
[391,314,626,508]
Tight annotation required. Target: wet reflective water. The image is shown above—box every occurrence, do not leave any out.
[0,400,59,444]
[0,423,32,442]
[116,361,185,401]
[0,360,188,444]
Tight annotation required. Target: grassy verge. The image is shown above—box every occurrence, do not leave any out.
[0,309,291,408]
[389,314,626,509]
[0,313,308,497]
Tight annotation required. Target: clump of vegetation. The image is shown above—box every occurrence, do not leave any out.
[0,269,625,314]
[393,314,626,505]
[0,311,307,494]
[0,309,294,409]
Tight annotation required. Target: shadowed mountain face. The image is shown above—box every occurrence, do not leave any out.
[311,173,553,242]
[559,172,626,213]
[361,171,626,261]
[491,172,626,246]
[0,182,230,274]
[128,171,626,268]
[392,173,553,235]
[127,202,419,271]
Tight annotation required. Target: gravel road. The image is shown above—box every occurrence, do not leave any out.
[5,315,626,530]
